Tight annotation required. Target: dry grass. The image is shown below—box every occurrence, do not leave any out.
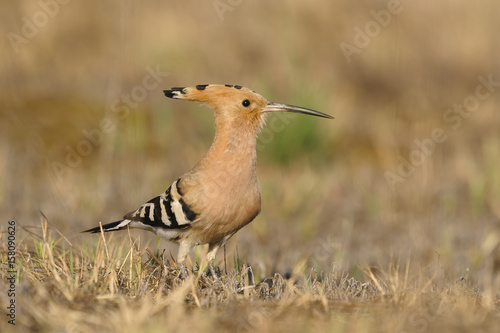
[1,216,499,332]
[2,0,500,332]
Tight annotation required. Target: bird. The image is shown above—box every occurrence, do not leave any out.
[83,84,333,277]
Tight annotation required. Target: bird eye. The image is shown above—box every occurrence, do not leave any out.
[242,99,251,107]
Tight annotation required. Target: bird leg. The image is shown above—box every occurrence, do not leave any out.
[177,241,193,279]
[208,260,218,278]
[207,242,222,278]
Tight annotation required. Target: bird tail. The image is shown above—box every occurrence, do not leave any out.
[81,220,130,233]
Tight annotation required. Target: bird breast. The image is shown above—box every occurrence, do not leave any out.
[180,163,261,244]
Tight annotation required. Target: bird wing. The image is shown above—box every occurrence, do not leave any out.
[123,179,200,229]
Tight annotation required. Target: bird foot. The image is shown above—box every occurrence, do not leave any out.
[178,262,190,279]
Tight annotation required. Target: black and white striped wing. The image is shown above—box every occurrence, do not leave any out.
[124,179,199,229]
[83,179,199,234]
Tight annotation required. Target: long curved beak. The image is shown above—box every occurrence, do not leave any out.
[262,102,333,119]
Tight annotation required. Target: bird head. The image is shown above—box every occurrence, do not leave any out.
[164,84,333,132]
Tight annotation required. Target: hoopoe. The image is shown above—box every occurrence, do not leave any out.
[83,84,333,277]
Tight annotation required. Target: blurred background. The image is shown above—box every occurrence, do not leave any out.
[1,0,499,282]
